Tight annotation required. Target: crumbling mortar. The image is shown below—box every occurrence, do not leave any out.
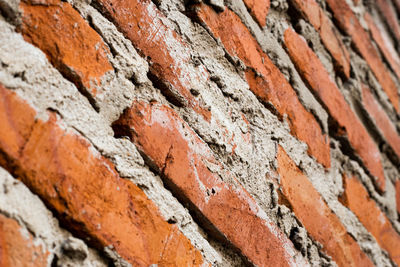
[225,0,330,133]
[146,0,346,266]
[0,16,228,266]
[0,0,399,266]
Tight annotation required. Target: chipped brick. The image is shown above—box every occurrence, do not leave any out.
[0,85,205,267]
[243,0,270,27]
[113,100,309,267]
[0,214,49,267]
[93,0,211,121]
[19,0,113,98]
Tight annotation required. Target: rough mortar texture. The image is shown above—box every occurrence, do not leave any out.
[0,0,399,266]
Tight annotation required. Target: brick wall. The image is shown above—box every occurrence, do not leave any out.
[0,0,399,266]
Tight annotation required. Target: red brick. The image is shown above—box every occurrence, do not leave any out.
[113,101,309,267]
[18,0,113,98]
[0,84,36,167]
[326,0,400,113]
[276,146,374,267]
[290,0,351,78]
[365,13,400,80]
[396,180,400,215]
[0,86,205,266]
[92,0,211,121]
[340,175,400,265]
[393,0,400,13]
[362,84,400,159]
[284,28,386,192]
[376,0,400,44]
[243,0,270,27]
[0,214,49,267]
[194,3,331,168]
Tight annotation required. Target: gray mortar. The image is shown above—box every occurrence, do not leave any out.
[154,0,400,266]
[345,0,400,120]
[226,0,329,133]
[294,19,335,77]
[277,0,400,225]
[272,3,400,261]
[328,142,395,266]
[0,0,21,24]
[59,0,331,264]
[205,0,225,11]
[0,16,228,266]
[131,0,341,265]
[0,167,108,267]
[0,0,399,266]
[365,0,400,50]
[0,0,137,124]
[350,50,399,123]
[349,51,400,166]
[339,151,400,233]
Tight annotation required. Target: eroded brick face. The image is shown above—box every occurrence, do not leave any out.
[113,101,308,267]
[0,85,205,267]
[19,0,113,98]
[0,214,49,267]
[92,0,212,121]
[0,0,399,266]
[243,0,270,27]
[195,3,331,168]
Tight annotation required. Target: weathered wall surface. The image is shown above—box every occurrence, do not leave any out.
[0,0,399,266]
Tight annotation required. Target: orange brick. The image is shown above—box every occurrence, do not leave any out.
[243,0,270,27]
[364,13,400,80]
[113,101,309,267]
[277,146,374,267]
[362,84,400,159]
[93,0,211,121]
[19,0,113,98]
[0,84,36,167]
[393,0,400,13]
[284,28,386,192]
[376,0,400,44]
[290,0,351,78]
[326,0,400,113]
[0,86,205,266]
[340,175,400,265]
[194,3,331,168]
[0,214,49,267]
[396,180,400,214]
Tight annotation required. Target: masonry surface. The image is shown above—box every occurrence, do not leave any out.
[0,0,399,266]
